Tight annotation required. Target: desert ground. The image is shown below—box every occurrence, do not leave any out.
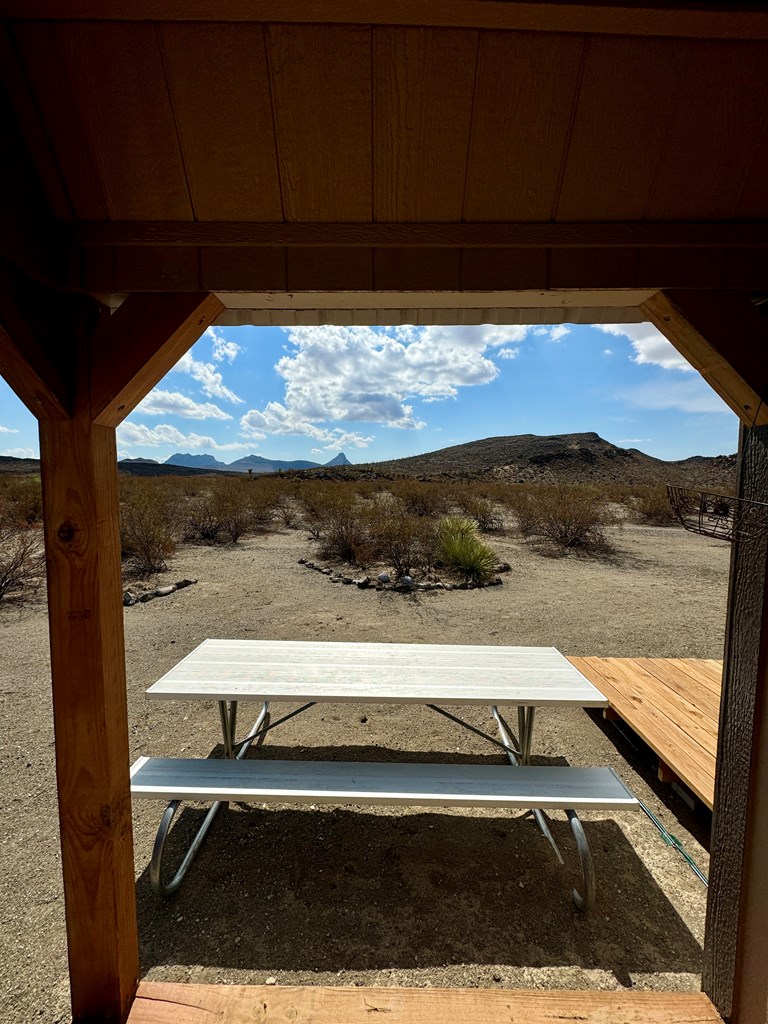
[0,521,729,1023]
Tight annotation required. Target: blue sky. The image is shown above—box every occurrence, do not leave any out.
[0,321,737,465]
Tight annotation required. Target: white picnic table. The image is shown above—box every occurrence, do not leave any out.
[136,639,627,908]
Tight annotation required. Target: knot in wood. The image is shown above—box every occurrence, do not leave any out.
[57,521,77,543]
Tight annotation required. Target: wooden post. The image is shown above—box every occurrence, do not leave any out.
[1,279,222,1021]
[703,423,768,1023]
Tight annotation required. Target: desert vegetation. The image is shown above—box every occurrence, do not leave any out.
[0,468,688,601]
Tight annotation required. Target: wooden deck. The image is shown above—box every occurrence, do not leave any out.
[128,983,721,1023]
[569,657,722,810]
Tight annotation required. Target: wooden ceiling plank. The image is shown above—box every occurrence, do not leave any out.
[89,292,224,427]
[158,23,283,222]
[11,21,110,220]
[555,37,683,221]
[464,32,585,221]
[641,290,768,427]
[374,27,477,221]
[113,247,200,292]
[74,220,768,248]
[6,3,768,40]
[461,250,549,290]
[373,248,461,290]
[266,25,372,221]
[200,248,287,291]
[644,41,768,220]
[55,22,193,220]
[287,248,372,290]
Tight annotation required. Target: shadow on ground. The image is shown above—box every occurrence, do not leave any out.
[136,744,702,982]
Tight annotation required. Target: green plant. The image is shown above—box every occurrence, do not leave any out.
[120,481,178,574]
[435,516,498,583]
[507,484,615,553]
[319,502,377,565]
[377,511,436,580]
[627,486,679,527]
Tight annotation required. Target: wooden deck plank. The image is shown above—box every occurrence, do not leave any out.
[569,657,721,809]
[128,983,722,1024]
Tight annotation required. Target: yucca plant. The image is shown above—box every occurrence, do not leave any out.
[436,516,498,583]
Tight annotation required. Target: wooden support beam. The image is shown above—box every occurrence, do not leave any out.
[7,2,768,40]
[89,292,223,427]
[39,414,138,1023]
[641,290,768,427]
[703,424,768,1023]
[76,220,768,249]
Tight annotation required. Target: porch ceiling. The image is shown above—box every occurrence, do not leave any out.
[2,5,768,306]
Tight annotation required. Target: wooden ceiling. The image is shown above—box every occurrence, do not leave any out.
[2,4,768,312]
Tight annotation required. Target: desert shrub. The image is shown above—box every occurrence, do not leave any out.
[389,480,450,518]
[319,502,379,566]
[451,488,504,532]
[120,481,179,574]
[184,490,223,543]
[627,485,679,527]
[508,484,615,553]
[377,511,436,580]
[0,475,43,526]
[435,516,498,583]
[211,478,255,542]
[0,526,46,601]
[298,483,348,539]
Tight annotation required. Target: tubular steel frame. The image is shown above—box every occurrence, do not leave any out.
[149,699,597,910]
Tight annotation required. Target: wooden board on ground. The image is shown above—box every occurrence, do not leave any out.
[569,657,721,810]
[128,983,721,1024]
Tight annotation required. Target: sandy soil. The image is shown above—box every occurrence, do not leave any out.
[0,523,729,1023]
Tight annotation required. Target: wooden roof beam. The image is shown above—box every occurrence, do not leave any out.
[6,2,768,40]
[641,290,768,427]
[75,221,768,250]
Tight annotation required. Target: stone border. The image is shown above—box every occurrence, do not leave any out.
[298,558,507,591]
[123,578,197,607]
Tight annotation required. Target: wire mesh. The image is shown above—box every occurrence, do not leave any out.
[666,485,768,542]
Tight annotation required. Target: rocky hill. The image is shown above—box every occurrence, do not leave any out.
[354,433,737,489]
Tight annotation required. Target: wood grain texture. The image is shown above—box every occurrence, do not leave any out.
[704,423,768,1021]
[267,25,372,221]
[39,417,138,1022]
[641,290,768,427]
[88,292,223,427]
[128,982,722,1024]
[374,27,477,221]
[569,656,720,808]
[158,23,283,221]
[131,758,638,811]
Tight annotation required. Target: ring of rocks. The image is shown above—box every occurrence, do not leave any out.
[298,558,509,592]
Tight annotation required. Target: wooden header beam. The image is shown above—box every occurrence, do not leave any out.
[6,2,768,40]
[641,290,768,428]
[76,220,768,250]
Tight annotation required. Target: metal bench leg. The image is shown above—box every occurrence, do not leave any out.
[149,701,269,896]
[566,809,596,913]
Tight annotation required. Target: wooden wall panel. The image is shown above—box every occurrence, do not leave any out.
[556,37,682,220]
[200,248,286,291]
[550,249,638,288]
[464,32,585,221]
[461,249,548,290]
[159,23,282,221]
[287,248,373,290]
[373,248,461,290]
[374,27,477,220]
[114,247,200,291]
[266,25,372,221]
[644,41,768,219]
[12,22,109,220]
[43,23,192,220]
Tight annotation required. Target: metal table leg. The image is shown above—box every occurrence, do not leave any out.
[149,700,269,897]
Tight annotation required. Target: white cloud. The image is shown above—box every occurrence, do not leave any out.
[550,325,570,341]
[136,389,232,420]
[595,323,694,372]
[207,327,241,365]
[117,421,244,451]
[622,379,731,414]
[173,352,243,404]
[603,348,614,356]
[0,447,35,458]
[0,425,19,433]
[618,437,652,445]
[241,403,373,449]
[497,347,519,360]
[238,324,536,445]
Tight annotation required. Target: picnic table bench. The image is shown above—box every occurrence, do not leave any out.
[131,640,638,911]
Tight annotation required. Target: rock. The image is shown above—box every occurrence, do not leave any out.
[493,577,503,586]
[322,568,332,575]
[139,592,157,603]
[342,577,353,584]
[175,579,197,590]
[432,582,444,589]
[298,557,307,564]
[265,976,277,986]
[306,562,315,569]
[443,583,453,591]
[458,582,469,590]
[155,584,177,597]
[377,572,391,583]
[122,590,138,606]
[360,716,368,724]
[401,575,414,587]
[496,562,512,573]
[330,576,341,583]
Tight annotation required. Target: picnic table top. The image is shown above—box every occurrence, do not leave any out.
[146,639,608,707]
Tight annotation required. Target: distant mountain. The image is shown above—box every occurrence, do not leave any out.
[227,454,321,473]
[325,451,351,467]
[165,453,228,470]
[120,457,159,465]
[357,433,737,489]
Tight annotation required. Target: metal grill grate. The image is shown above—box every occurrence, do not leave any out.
[666,485,768,542]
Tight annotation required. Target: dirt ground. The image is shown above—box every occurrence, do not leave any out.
[0,522,730,1023]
